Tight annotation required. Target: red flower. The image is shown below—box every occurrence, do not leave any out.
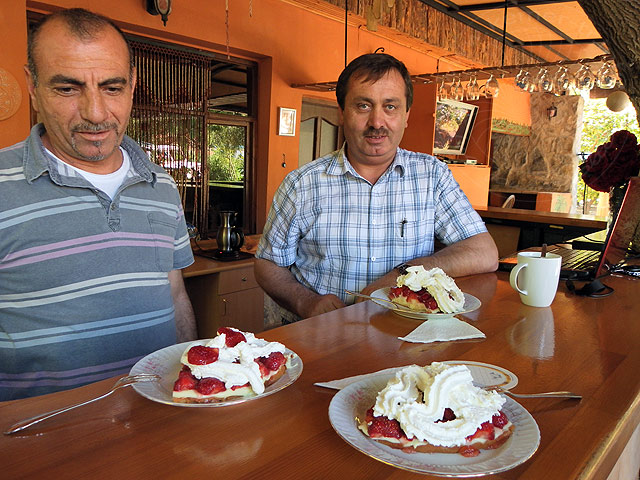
[579,130,640,192]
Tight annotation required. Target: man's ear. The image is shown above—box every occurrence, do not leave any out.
[23,65,39,111]
[405,108,411,127]
[338,106,344,126]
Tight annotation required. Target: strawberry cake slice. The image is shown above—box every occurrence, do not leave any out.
[358,363,514,457]
[388,266,465,314]
[172,327,292,403]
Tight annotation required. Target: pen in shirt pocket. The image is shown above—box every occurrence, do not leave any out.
[400,218,407,237]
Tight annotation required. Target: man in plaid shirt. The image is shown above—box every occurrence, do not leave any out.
[256,53,498,325]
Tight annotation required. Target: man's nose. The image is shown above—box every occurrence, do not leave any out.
[79,90,109,124]
[367,106,385,130]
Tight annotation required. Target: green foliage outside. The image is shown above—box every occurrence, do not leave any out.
[578,99,640,214]
[208,124,246,183]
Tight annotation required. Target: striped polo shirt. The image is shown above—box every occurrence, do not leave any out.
[0,124,194,400]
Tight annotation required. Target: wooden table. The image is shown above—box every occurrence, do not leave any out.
[2,272,639,479]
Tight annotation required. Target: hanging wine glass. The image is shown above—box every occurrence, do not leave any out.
[515,69,530,91]
[552,66,571,95]
[532,67,553,93]
[437,78,449,101]
[465,75,480,100]
[575,64,595,91]
[596,61,617,89]
[451,76,464,101]
[484,74,500,98]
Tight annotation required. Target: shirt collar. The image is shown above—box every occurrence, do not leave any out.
[23,123,155,185]
[325,143,406,179]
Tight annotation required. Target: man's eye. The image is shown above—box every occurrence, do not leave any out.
[386,104,397,111]
[357,103,371,111]
[54,87,77,95]
[105,86,125,94]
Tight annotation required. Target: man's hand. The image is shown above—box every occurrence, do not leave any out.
[300,294,346,318]
[255,258,346,319]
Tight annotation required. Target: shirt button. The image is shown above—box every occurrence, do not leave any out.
[372,220,377,225]
[110,204,116,210]
[371,256,376,261]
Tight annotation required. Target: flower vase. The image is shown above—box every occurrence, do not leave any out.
[608,183,628,228]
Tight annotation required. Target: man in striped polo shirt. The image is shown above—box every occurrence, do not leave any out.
[0,9,196,400]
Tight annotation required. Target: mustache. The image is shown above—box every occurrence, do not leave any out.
[71,123,118,133]
[364,127,389,136]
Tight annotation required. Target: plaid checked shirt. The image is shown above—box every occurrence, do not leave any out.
[256,146,487,324]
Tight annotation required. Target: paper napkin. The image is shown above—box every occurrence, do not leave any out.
[398,317,485,343]
[314,367,402,390]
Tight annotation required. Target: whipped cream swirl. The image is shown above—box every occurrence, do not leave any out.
[181,329,286,394]
[396,266,465,313]
[373,363,505,447]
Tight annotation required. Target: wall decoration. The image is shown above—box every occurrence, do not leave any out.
[0,67,22,121]
[492,118,531,136]
[278,107,296,136]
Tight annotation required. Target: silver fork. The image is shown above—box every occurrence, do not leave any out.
[4,374,161,435]
[487,386,581,399]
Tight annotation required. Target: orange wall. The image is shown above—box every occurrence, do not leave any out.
[0,0,30,140]
[492,79,531,126]
[2,0,469,229]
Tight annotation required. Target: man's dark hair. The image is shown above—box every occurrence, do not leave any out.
[336,53,413,111]
[27,8,135,86]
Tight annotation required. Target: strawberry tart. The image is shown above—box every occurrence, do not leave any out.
[388,266,465,314]
[172,327,293,403]
[358,362,514,457]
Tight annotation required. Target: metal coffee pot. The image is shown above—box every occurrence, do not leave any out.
[216,210,244,254]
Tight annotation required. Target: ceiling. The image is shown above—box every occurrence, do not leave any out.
[419,0,607,63]
[295,0,611,91]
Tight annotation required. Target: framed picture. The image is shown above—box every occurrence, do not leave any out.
[278,107,296,136]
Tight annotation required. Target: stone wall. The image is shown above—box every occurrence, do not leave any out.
[490,93,584,194]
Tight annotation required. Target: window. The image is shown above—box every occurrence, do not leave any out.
[127,39,257,236]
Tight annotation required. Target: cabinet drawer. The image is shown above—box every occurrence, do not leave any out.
[217,266,258,294]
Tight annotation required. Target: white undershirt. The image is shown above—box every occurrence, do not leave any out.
[48,147,130,199]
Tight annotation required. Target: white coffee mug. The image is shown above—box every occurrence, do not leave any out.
[509,252,562,307]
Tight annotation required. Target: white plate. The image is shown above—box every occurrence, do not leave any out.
[129,341,303,407]
[328,373,540,477]
[444,361,518,391]
[371,288,481,320]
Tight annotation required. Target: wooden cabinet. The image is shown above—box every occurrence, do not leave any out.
[185,264,265,338]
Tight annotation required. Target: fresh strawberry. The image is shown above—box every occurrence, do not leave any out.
[187,345,219,365]
[256,360,269,377]
[231,382,250,390]
[173,369,197,391]
[440,407,457,422]
[365,408,375,423]
[259,352,286,371]
[466,421,495,442]
[195,377,226,395]
[217,327,246,347]
[458,445,480,457]
[368,415,404,439]
[492,411,509,429]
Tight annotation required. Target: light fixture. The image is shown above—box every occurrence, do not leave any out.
[547,104,558,120]
[146,0,172,26]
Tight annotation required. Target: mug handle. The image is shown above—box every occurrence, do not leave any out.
[510,263,528,295]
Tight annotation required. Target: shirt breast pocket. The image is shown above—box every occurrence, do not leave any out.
[394,215,431,255]
[147,212,177,272]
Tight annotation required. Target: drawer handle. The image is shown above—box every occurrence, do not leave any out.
[241,277,247,282]
[222,298,227,316]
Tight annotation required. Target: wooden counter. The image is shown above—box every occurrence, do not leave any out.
[2,272,639,479]
[477,207,608,253]
[182,237,265,335]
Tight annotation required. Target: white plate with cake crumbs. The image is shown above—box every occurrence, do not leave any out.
[370,288,481,320]
[328,373,540,477]
[129,342,303,408]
